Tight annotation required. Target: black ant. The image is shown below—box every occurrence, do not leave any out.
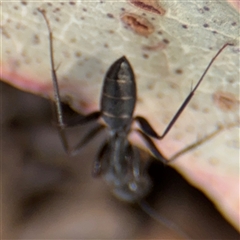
[38,8,232,239]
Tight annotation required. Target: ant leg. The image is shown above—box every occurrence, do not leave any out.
[92,141,109,177]
[123,144,142,179]
[60,111,101,128]
[135,43,231,140]
[56,112,101,155]
[38,9,65,128]
[138,200,191,239]
[136,129,168,165]
[67,124,105,156]
[38,9,102,154]
[129,145,141,179]
[137,122,237,164]
[168,122,238,162]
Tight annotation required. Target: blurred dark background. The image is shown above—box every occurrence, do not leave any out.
[1,81,239,239]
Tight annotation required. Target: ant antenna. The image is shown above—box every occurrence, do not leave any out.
[138,200,192,239]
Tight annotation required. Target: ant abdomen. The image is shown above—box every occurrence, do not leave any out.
[101,56,136,131]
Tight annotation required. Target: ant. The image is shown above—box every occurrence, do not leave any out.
[38,9,232,239]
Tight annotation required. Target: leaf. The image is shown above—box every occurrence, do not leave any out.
[1,0,239,230]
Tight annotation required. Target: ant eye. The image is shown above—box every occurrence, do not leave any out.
[129,181,138,191]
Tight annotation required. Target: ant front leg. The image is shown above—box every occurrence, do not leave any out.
[135,43,231,164]
[39,9,103,155]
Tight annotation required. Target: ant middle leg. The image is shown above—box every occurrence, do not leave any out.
[136,129,168,165]
[168,122,238,162]
[137,122,237,164]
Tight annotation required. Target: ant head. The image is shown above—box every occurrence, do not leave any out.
[98,138,152,202]
[111,174,152,202]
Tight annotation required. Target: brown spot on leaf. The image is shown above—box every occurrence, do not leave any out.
[203,107,210,113]
[107,13,114,18]
[186,125,194,133]
[227,78,234,84]
[15,23,26,30]
[53,7,60,13]
[13,60,21,68]
[62,50,70,58]
[163,39,169,44]
[175,69,183,74]
[190,102,199,111]
[33,34,40,44]
[208,157,219,166]
[75,51,81,58]
[142,53,149,59]
[157,92,163,99]
[137,97,143,103]
[169,82,178,89]
[79,100,89,109]
[182,24,188,29]
[142,42,166,51]
[21,0,27,5]
[129,0,166,15]
[203,6,210,11]
[120,13,154,36]
[203,23,209,28]
[147,83,154,90]
[1,26,10,39]
[213,91,239,112]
